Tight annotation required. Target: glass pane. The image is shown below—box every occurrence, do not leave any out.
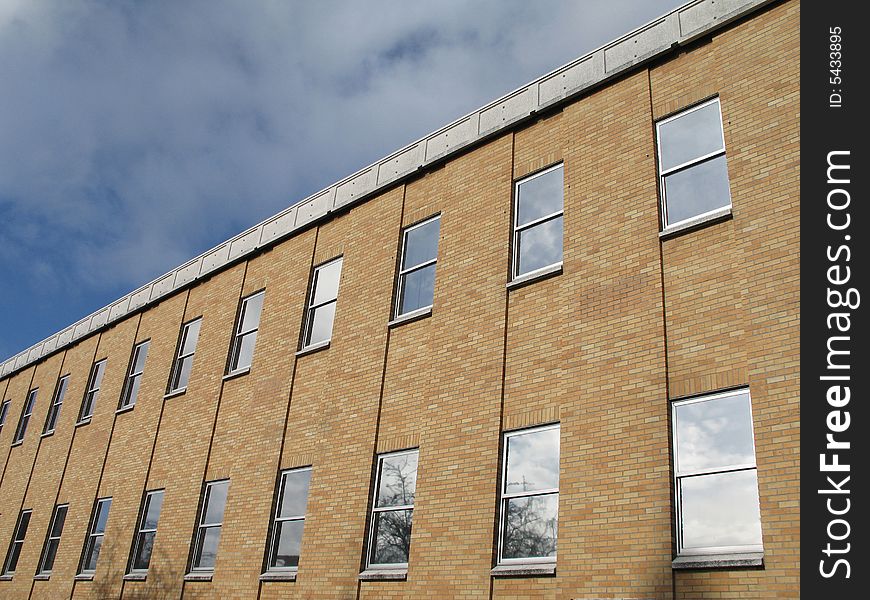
[41,538,60,572]
[203,482,229,525]
[680,470,762,550]
[402,218,440,269]
[181,320,202,355]
[173,355,193,390]
[233,331,257,371]
[312,259,343,305]
[133,531,156,570]
[659,101,724,171]
[45,403,60,432]
[55,377,69,404]
[398,264,436,316]
[123,375,141,407]
[132,342,149,374]
[663,155,731,226]
[376,452,418,508]
[25,389,38,413]
[306,303,336,346]
[143,492,164,530]
[502,494,558,560]
[517,166,563,227]
[505,427,560,494]
[51,506,68,537]
[270,519,304,568]
[7,543,23,573]
[92,361,106,391]
[279,471,311,518]
[15,512,31,541]
[194,526,221,569]
[94,500,111,534]
[516,216,563,277]
[674,391,755,474]
[0,401,8,425]
[370,509,413,565]
[83,535,103,572]
[81,392,96,419]
[240,293,264,333]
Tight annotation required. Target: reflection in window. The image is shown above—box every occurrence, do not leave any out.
[395,216,440,318]
[79,359,106,421]
[0,400,10,434]
[38,504,69,574]
[13,388,38,444]
[2,509,32,575]
[302,258,343,349]
[130,490,164,573]
[228,291,264,374]
[672,389,762,555]
[191,480,229,572]
[498,424,559,564]
[80,498,112,574]
[169,318,202,393]
[119,341,149,409]
[512,164,564,279]
[656,98,731,228]
[267,467,311,571]
[43,375,70,434]
[367,449,418,569]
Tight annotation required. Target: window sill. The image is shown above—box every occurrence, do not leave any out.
[184,572,213,582]
[76,418,92,428]
[672,552,763,570]
[223,367,251,382]
[295,340,330,357]
[115,404,135,415]
[10,441,22,448]
[259,570,297,582]
[507,263,563,291]
[388,306,432,328]
[0,574,14,581]
[359,569,407,581]
[124,573,147,581]
[74,573,95,581]
[164,388,187,400]
[490,563,556,577]
[40,430,55,439]
[659,205,732,239]
[33,573,51,580]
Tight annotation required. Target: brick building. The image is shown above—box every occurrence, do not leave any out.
[0,0,799,597]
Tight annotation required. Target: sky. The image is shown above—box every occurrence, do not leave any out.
[0,0,685,362]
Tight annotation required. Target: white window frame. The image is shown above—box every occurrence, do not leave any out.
[119,340,150,410]
[497,423,560,566]
[190,480,229,572]
[672,388,763,556]
[394,215,440,320]
[0,399,11,433]
[129,489,164,574]
[79,359,106,422]
[80,497,112,575]
[228,291,264,374]
[13,388,38,444]
[656,97,730,230]
[2,509,32,575]
[43,374,70,435]
[365,448,418,571]
[266,467,311,573]
[168,318,202,393]
[511,163,564,281]
[301,257,343,350]
[37,504,69,575]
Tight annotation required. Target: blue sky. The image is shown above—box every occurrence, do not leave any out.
[0,0,683,362]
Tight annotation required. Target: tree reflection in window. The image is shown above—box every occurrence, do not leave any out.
[367,449,418,568]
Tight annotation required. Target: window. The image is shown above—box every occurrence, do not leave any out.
[228,291,264,374]
[672,388,762,556]
[395,216,440,319]
[37,504,69,575]
[498,424,560,565]
[512,164,564,280]
[656,98,731,229]
[13,388,38,444]
[79,359,106,421]
[168,318,202,393]
[301,258,342,349]
[129,490,164,573]
[43,375,70,435]
[0,400,10,434]
[191,480,229,572]
[119,341,149,409]
[366,449,418,570]
[2,509,32,575]
[266,468,311,572]
[80,497,112,574]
